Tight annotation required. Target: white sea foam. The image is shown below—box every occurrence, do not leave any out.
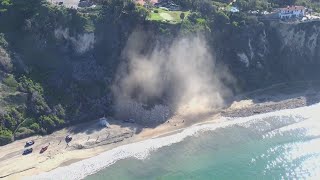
[27,103,320,180]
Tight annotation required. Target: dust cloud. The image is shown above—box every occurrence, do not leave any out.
[112,31,233,123]
[54,28,95,54]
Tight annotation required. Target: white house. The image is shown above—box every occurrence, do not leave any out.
[230,7,239,13]
[278,6,306,19]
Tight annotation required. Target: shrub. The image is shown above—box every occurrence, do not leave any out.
[20,117,35,127]
[29,123,40,132]
[215,11,230,26]
[0,128,13,146]
[53,104,66,119]
[29,92,51,115]
[0,47,13,72]
[14,127,34,139]
[3,74,18,88]
[40,114,64,132]
[0,33,8,47]
[246,15,258,25]
[232,21,239,28]
[3,107,23,131]
[18,76,44,94]
[180,12,185,20]
[40,115,55,132]
[154,9,159,13]
[51,115,64,127]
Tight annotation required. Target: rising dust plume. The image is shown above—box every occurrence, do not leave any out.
[112,31,233,123]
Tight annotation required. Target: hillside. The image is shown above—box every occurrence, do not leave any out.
[1,0,320,146]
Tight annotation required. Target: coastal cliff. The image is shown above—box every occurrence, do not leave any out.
[1,1,320,145]
[213,21,320,90]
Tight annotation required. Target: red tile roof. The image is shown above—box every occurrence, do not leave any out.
[135,0,158,5]
[280,6,305,11]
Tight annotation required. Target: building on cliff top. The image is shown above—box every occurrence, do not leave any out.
[278,6,306,19]
[135,0,158,5]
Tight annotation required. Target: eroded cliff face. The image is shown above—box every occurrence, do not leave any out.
[221,21,320,91]
[275,22,320,78]
[23,20,320,117]
[4,18,320,123]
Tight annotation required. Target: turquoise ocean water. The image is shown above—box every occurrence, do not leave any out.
[86,108,320,180]
[30,103,320,180]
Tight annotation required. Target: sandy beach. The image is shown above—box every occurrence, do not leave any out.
[0,112,218,179]
[1,82,320,180]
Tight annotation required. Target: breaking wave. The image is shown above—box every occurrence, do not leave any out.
[27,103,320,180]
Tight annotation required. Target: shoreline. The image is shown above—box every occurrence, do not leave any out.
[0,108,223,179]
[1,83,320,179]
[26,101,320,180]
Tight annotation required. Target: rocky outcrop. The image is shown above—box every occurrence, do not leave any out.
[218,21,320,91]
[0,47,12,73]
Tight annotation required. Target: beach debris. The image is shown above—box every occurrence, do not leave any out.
[99,117,110,127]
[73,144,85,149]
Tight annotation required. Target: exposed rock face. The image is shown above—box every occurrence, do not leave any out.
[54,28,95,54]
[274,22,320,79]
[0,47,12,72]
[43,21,320,120]
[217,21,320,91]
[5,18,320,124]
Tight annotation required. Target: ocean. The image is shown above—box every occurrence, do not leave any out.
[30,103,320,180]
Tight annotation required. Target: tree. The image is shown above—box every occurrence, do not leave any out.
[0,128,13,145]
[144,0,152,9]
[39,114,64,133]
[180,12,185,21]
[197,0,216,17]
[53,104,66,119]
[3,107,23,131]
[29,123,40,132]
[19,76,44,95]
[0,0,12,13]
[215,11,230,27]
[29,92,51,115]
[40,115,55,132]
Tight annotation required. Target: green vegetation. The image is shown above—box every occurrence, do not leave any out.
[0,0,319,146]
[172,0,320,13]
[295,0,320,12]
[0,0,150,145]
[0,0,12,13]
[0,128,13,145]
[0,75,66,141]
[148,8,190,24]
[3,75,18,92]
[0,0,264,146]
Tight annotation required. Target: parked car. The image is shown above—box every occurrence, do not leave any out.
[23,148,33,155]
[25,140,35,147]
